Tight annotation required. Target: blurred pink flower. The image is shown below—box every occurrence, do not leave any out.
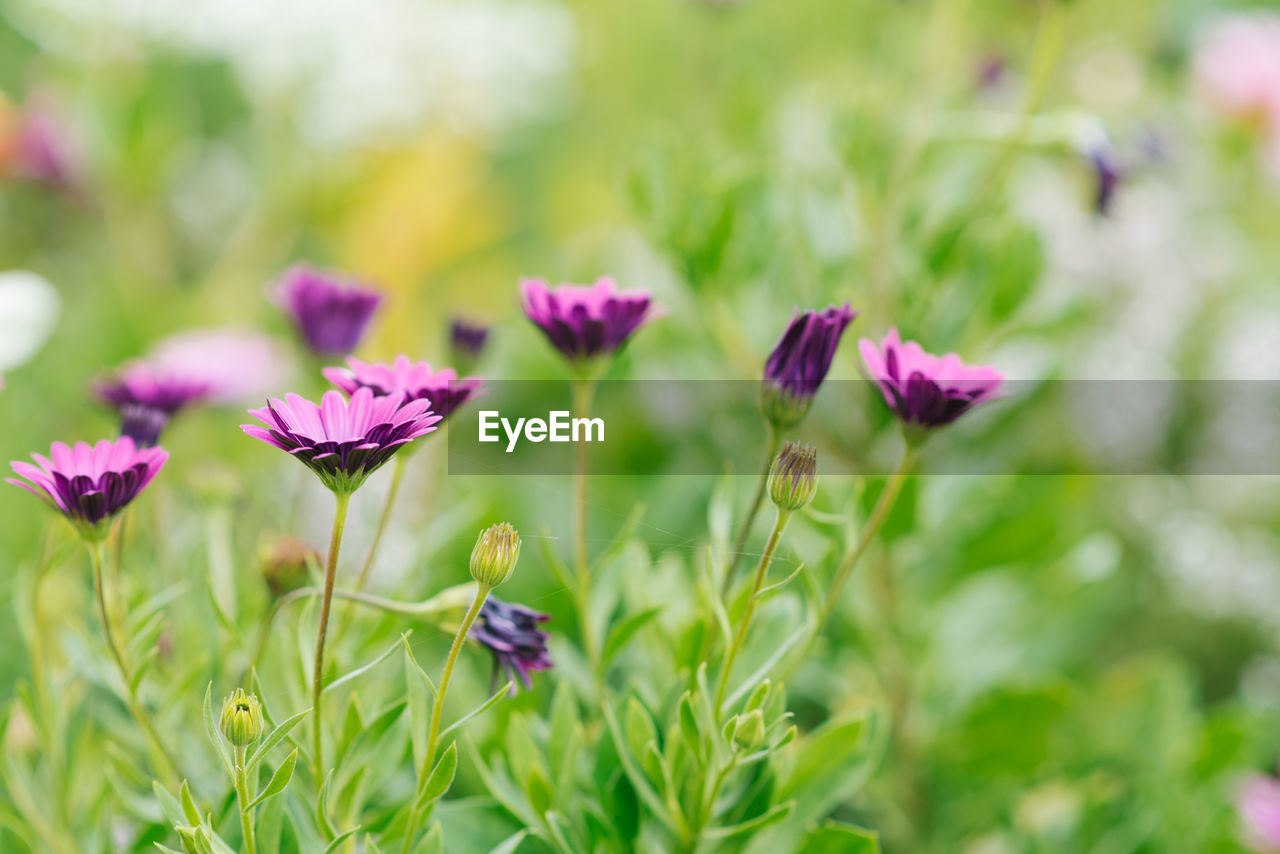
[1193,14,1280,130]
[150,327,291,404]
[1239,774,1280,851]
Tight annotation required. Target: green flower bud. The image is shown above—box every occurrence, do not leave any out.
[219,688,264,748]
[257,535,317,598]
[731,709,765,751]
[767,441,818,511]
[470,522,521,588]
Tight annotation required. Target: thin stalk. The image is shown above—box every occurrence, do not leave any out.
[714,509,791,714]
[311,490,352,774]
[694,754,740,848]
[87,539,181,789]
[820,446,915,622]
[234,745,258,854]
[721,423,781,597]
[335,454,409,637]
[401,582,492,853]
[571,377,599,667]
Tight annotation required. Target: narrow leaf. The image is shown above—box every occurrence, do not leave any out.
[247,749,298,809]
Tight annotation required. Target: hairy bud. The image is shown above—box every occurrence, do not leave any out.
[768,441,818,511]
[470,522,521,588]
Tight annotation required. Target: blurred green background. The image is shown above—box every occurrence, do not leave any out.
[4,0,1280,851]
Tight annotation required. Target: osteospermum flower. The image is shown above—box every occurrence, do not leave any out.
[323,356,482,423]
[275,264,383,357]
[7,437,168,539]
[1194,14,1280,130]
[761,303,856,428]
[450,317,489,361]
[1239,774,1280,851]
[859,329,1004,430]
[94,362,212,447]
[520,276,657,362]
[241,388,439,493]
[470,596,552,695]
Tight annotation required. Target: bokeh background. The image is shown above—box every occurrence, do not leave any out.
[5,0,1280,851]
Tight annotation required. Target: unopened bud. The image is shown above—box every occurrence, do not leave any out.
[258,536,317,598]
[470,522,521,588]
[768,441,818,511]
[731,709,765,751]
[219,688,264,747]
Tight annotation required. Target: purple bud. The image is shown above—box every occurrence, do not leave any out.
[760,304,856,428]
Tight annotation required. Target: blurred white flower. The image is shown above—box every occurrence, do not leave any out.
[16,0,575,147]
[0,270,59,388]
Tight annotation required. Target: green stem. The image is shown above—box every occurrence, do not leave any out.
[714,509,791,715]
[234,745,258,854]
[571,377,599,668]
[722,424,781,597]
[87,540,181,789]
[311,491,352,775]
[694,754,740,847]
[821,446,915,622]
[401,582,492,853]
[353,455,408,597]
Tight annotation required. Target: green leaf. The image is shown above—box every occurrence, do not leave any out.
[153,781,188,828]
[548,681,578,761]
[724,622,812,710]
[203,683,234,776]
[538,530,575,593]
[754,564,805,603]
[745,680,771,713]
[179,780,201,825]
[247,749,298,809]
[404,636,435,776]
[247,708,310,772]
[625,697,658,762]
[315,770,336,840]
[602,702,682,835]
[603,607,662,665]
[324,633,406,696]
[678,693,701,759]
[486,831,528,854]
[321,827,361,853]
[795,821,880,854]
[705,801,794,839]
[526,764,554,815]
[421,823,444,854]
[439,681,512,742]
[418,742,458,807]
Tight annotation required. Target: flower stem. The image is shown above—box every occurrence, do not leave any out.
[311,490,351,775]
[721,423,781,597]
[335,455,408,635]
[87,539,181,789]
[571,377,599,668]
[234,745,258,854]
[714,508,791,715]
[821,446,915,622]
[401,582,492,853]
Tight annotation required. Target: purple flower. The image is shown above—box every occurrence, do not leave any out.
[761,303,856,427]
[1240,774,1280,851]
[470,596,552,695]
[323,356,483,423]
[520,277,657,362]
[17,105,74,188]
[7,437,168,539]
[94,362,213,447]
[1087,147,1123,217]
[859,329,1004,430]
[275,265,384,357]
[242,387,439,493]
[450,317,489,361]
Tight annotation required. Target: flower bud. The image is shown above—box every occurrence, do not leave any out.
[219,688,264,748]
[257,536,317,598]
[768,441,818,511]
[470,522,521,588]
[731,709,765,751]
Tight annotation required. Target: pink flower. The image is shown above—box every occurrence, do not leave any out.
[150,327,292,404]
[520,277,657,361]
[859,329,1003,429]
[1194,14,1280,130]
[1239,774,1280,851]
[7,437,168,539]
[242,388,439,493]
[323,355,482,423]
[275,265,383,357]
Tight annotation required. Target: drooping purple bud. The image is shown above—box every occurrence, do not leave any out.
[470,596,552,695]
